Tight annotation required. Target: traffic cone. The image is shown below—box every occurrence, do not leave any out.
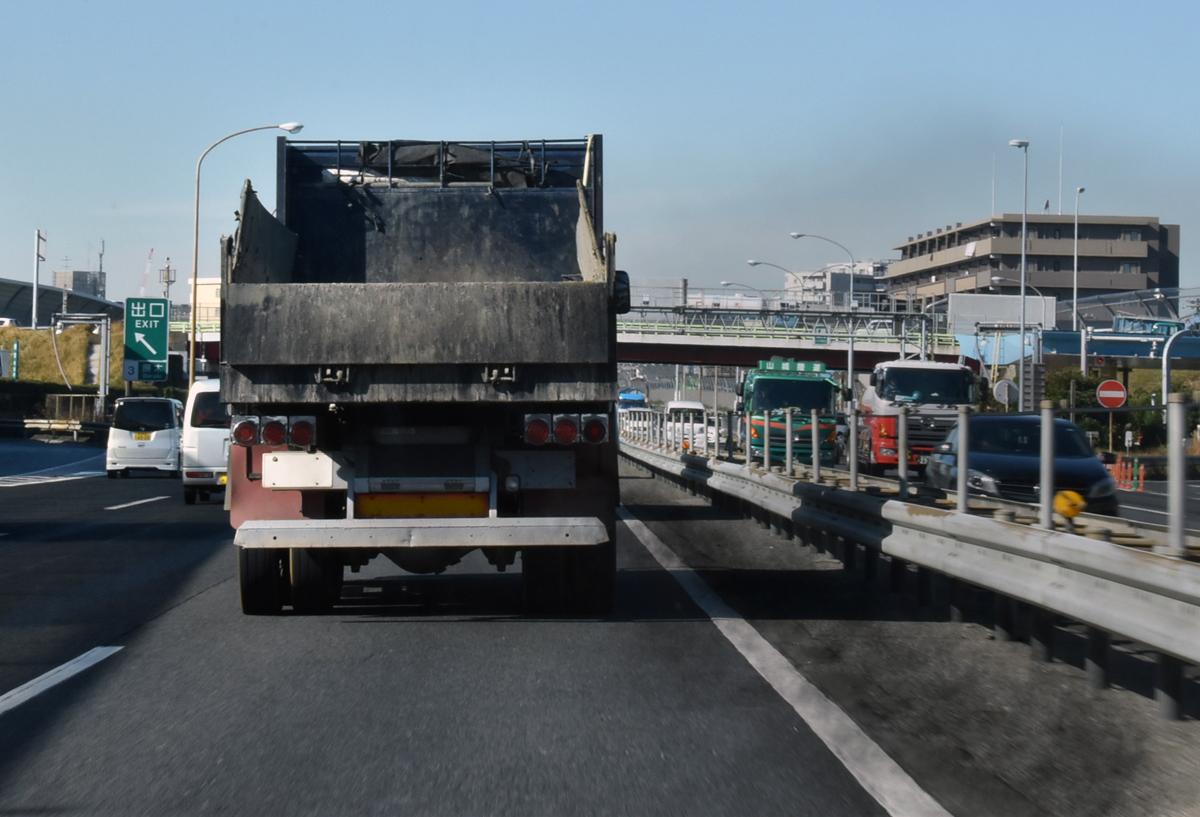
[1138,463,1146,493]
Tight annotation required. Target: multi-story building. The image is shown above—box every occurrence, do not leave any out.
[885,215,1179,310]
[783,260,890,308]
[52,269,106,299]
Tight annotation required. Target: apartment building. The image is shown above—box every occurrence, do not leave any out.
[886,214,1179,308]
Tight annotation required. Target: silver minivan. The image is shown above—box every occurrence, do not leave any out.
[181,378,231,504]
[106,397,183,478]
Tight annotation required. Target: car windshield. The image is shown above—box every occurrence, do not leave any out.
[112,400,175,432]
[971,421,1095,458]
[752,379,834,413]
[881,369,971,404]
[190,392,231,429]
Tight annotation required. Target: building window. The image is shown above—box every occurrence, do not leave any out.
[1119,262,1140,275]
[1053,260,1061,272]
[1120,229,1141,241]
[1053,228,1061,240]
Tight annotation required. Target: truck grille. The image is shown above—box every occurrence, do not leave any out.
[905,415,955,447]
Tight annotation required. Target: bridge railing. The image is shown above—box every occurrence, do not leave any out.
[618,403,1200,719]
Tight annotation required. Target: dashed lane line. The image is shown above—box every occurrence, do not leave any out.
[0,647,123,717]
[619,506,952,817]
[104,496,168,511]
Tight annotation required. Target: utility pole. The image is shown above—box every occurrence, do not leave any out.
[32,230,46,329]
[160,258,176,301]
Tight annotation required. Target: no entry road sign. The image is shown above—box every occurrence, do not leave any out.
[1096,379,1128,409]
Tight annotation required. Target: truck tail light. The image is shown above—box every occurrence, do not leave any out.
[260,417,287,446]
[553,414,579,444]
[524,414,551,445]
[289,416,316,447]
[581,414,608,444]
[232,417,258,446]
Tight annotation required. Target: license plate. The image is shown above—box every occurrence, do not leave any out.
[133,431,151,441]
[918,456,929,465]
[356,492,489,519]
[218,473,228,485]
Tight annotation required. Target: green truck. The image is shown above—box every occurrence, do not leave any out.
[738,358,842,465]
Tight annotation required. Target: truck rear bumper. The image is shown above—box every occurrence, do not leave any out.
[234,516,609,549]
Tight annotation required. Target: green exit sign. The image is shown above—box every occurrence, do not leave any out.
[123,297,169,382]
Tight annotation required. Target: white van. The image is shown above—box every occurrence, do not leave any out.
[106,397,183,478]
[181,378,231,504]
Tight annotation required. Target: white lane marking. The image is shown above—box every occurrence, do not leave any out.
[16,454,105,478]
[0,471,104,488]
[104,495,168,511]
[618,507,951,817]
[0,646,123,717]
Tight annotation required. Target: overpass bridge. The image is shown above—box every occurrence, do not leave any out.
[617,305,957,368]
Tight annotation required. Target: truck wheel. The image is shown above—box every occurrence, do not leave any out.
[183,487,197,505]
[289,548,343,613]
[238,547,285,614]
[522,548,569,614]
[566,538,616,616]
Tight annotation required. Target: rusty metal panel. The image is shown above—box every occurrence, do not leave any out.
[223,281,610,366]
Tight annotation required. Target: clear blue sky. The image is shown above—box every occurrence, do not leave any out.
[1,0,1196,300]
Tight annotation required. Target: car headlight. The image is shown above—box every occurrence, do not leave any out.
[880,447,897,457]
[967,468,1000,495]
[1088,476,1116,499]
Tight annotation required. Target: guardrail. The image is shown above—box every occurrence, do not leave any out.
[619,406,1200,719]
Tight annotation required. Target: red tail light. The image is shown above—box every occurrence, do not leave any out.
[261,419,286,446]
[524,415,551,445]
[553,415,579,444]
[232,418,258,446]
[581,414,608,444]
[289,417,315,447]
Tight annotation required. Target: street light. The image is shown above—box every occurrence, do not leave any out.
[189,122,304,386]
[1073,186,1085,331]
[990,275,1045,298]
[746,259,802,289]
[791,231,858,407]
[1009,138,1030,410]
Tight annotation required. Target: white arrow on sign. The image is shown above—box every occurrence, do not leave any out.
[134,332,158,356]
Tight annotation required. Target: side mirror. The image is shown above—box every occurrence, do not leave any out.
[868,372,877,387]
[613,270,631,315]
[734,400,744,414]
[735,381,744,397]
[842,387,852,402]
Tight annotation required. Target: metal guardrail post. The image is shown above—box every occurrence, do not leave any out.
[784,408,794,475]
[848,409,859,491]
[687,411,695,453]
[1039,400,1054,529]
[1163,393,1186,557]
[725,410,734,460]
[811,408,821,484]
[897,405,909,498]
[763,412,771,471]
[956,404,970,513]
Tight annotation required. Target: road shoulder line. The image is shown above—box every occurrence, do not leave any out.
[0,646,123,717]
[618,506,952,817]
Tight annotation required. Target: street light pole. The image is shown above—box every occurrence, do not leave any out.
[1072,186,1085,331]
[790,232,857,408]
[1009,139,1030,411]
[189,122,303,387]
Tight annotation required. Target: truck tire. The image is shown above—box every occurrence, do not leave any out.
[522,548,569,614]
[183,487,197,505]
[238,547,285,615]
[288,548,343,613]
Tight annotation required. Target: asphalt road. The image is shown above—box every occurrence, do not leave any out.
[0,448,886,816]
[2,440,1198,816]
